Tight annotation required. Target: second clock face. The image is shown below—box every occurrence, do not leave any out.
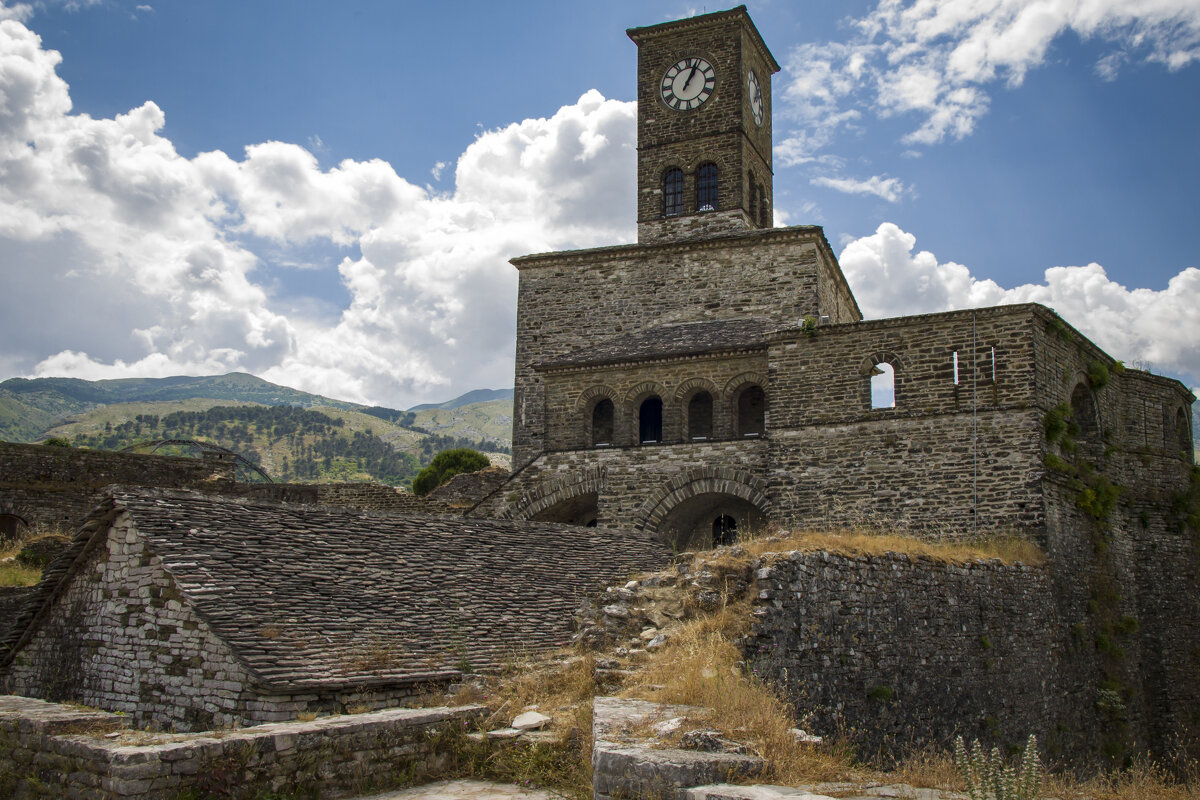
[747,69,764,126]
[661,57,716,111]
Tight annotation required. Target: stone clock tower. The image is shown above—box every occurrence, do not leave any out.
[627,5,780,244]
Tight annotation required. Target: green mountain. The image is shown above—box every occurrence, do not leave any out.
[408,388,513,412]
[0,373,515,486]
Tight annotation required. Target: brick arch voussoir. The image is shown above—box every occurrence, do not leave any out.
[674,377,721,404]
[723,372,769,401]
[576,384,620,413]
[512,466,607,521]
[859,351,905,376]
[633,467,771,532]
[624,381,669,408]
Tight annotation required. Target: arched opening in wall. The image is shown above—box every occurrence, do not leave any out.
[697,163,718,211]
[0,513,28,544]
[532,493,599,527]
[659,493,765,552]
[712,515,737,546]
[688,392,713,440]
[591,398,614,447]
[1071,383,1100,439]
[663,168,684,217]
[736,385,765,437]
[870,363,896,409]
[1175,407,1191,458]
[639,396,663,444]
[747,173,757,220]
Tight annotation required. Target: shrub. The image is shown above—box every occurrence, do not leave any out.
[955,734,1042,800]
[412,448,490,496]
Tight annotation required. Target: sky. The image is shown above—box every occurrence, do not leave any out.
[0,0,1197,410]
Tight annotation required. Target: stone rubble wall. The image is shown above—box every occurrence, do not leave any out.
[744,551,1059,756]
[426,466,511,508]
[1,515,429,732]
[0,441,234,532]
[0,694,482,800]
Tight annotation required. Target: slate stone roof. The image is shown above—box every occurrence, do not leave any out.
[1,488,672,691]
[537,319,770,370]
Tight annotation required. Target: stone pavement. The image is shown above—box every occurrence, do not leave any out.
[355,779,560,799]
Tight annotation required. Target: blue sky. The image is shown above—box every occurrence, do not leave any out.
[1,0,1198,408]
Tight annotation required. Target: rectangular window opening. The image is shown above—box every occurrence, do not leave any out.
[953,351,959,385]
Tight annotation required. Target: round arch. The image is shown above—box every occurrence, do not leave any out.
[675,378,722,441]
[634,467,771,547]
[859,351,906,409]
[576,385,620,448]
[510,466,606,524]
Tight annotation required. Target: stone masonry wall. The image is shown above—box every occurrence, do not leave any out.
[0,695,482,800]
[745,551,1059,756]
[766,409,1045,534]
[1,515,428,731]
[0,441,234,531]
[511,227,860,468]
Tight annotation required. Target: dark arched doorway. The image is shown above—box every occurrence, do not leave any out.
[531,493,599,528]
[659,493,765,552]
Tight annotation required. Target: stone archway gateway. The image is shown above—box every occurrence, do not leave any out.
[633,467,770,550]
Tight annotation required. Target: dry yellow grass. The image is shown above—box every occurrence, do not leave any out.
[741,527,1045,566]
[623,600,860,785]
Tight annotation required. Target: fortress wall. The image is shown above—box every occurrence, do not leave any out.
[512,229,837,467]
[766,408,1045,534]
[1041,471,1200,765]
[745,551,1059,756]
[767,305,1042,430]
[542,351,766,449]
[0,441,233,531]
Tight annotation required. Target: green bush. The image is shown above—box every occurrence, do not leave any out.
[412,448,490,496]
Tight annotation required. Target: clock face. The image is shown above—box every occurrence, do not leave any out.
[747,69,764,126]
[661,57,716,111]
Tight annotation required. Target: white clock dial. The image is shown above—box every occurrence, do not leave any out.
[747,69,764,126]
[661,57,716,111]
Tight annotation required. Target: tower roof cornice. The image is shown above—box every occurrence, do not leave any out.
[626,5,780,73]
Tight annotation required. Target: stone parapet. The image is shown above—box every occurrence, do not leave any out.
[0,695,482,800]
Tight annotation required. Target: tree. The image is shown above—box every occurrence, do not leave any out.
[411,448,490,496]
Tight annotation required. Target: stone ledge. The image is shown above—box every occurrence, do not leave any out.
[592,697,765,800]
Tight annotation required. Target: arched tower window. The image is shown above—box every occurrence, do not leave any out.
[663,168,684,217]
[736,385,766,437]
[1174,406,1191,456]
[639,396,663,444]
[591,398,614,447]
[747,173,757,220]
[1071,383,1099,439]
[688,391,713,440]
[697,163,718,211]
[871,363,896,409]
[758,182,768,227]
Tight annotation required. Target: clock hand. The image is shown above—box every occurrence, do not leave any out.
[683,61,700,91]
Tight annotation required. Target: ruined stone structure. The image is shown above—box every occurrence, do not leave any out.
[0,488,670,731]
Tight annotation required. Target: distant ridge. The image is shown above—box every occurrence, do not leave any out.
[408,388,514,412]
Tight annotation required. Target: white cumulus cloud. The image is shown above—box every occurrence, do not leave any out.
[0,16,635,408]
[810,174,907,202]
[781,0,1200,152]
[841,222,1200,385]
